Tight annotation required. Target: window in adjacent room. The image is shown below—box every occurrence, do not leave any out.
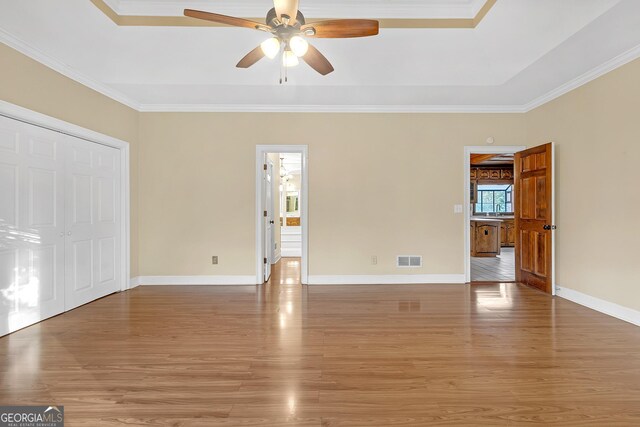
[475,184,513,213]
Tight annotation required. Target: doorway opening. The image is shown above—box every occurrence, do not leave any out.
[256,145,308,285]
[464,146,524,284]
[464,144,556,294]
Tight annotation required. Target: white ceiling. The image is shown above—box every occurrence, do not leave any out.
[1,0,640,112]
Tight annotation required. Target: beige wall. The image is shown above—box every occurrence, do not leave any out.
[3,41,638,314]
[138,113,526,276]
[0,44,140,277]
[526,57,640,311]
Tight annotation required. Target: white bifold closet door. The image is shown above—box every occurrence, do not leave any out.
[0,115,121,336]
[65,134,121,310]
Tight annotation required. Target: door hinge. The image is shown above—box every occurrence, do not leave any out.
[264,257,267,264]
[264,210,268,217]
[263,164,267,171]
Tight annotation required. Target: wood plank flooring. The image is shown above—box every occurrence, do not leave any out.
[2,257,640,425]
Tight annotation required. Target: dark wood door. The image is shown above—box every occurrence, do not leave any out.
[514,143,554,293]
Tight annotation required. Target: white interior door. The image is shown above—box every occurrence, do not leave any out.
[0,116,65,336]
[65,136,121,310]
[263,159,273,282]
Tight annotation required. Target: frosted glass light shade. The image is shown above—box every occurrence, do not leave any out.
[289,36,309,57]
[283,50,299,67]
[261,38,280,59]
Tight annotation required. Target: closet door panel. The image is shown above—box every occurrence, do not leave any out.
[65,138,120,310]
[0,116,65,336]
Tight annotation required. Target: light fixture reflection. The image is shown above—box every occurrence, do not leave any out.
[282,50,299,67]
[289,36,309,57]
[261,38,280,59]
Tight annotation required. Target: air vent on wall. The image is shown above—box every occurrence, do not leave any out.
[397,256,422,268]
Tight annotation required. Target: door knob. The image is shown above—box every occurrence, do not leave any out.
[270,220,274,224]
[543,225,557,230]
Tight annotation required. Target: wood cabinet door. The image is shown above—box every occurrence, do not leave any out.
[500,222,507,246]
[506,222,515,246]
[478,169,491,179]
[514,143,554,293]
[476,224,500,254]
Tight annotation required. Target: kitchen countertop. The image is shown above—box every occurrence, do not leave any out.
[470,216,515,222]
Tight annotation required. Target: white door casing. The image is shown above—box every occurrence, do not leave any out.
[255,145,308,285]
[263,158,273,282]
[267,160,276,264]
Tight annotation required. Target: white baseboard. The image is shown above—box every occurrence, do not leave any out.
[272,251,281,265]
[129,276,142,289]
[556,285,640,327]
[307,274,466,285]
[133,275,258,286]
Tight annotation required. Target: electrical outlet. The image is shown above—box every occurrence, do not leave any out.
[371,256,377,265]
[454,204,463,214]
[212,256,218,265]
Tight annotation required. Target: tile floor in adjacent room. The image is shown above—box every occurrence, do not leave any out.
[471,247,515,282]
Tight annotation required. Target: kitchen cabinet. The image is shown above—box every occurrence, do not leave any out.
[500,219,515,247]
[470,180,477,203]
[477,169,491,179]
[471,219,501,257]
[500,169,514,180]
[470,167,514,182]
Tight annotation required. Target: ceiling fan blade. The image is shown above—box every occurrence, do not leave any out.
[236,46,266,68]
[184,9,269,31]
[301,19,379,38]
[273,0,299,23]
[302,44,334,75]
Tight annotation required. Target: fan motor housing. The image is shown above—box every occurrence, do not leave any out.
[266,7,306,29]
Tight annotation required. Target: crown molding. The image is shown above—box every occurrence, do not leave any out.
[0,29,141,111]
[137,103,526,113]
[523,42,640,112]
[102,0,489,20]
[92,0,495,28]
[3,27,639,115]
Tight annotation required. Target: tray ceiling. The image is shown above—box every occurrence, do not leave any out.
[1,0,639,112]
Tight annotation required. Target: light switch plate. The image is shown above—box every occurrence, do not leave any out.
[454,204,463,214]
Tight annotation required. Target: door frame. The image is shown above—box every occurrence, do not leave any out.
[255,145,308,285]
[0,100,131,291]
[464,145,525,284]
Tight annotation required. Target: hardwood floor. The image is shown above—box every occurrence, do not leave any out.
[471,248,516,282]
[2,258,640,425]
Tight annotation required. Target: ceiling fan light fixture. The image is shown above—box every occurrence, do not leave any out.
[289,36,309,57]
[283,49,299,67]
[261,37,281,59]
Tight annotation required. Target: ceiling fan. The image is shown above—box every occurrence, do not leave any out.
[184,0,379,77]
